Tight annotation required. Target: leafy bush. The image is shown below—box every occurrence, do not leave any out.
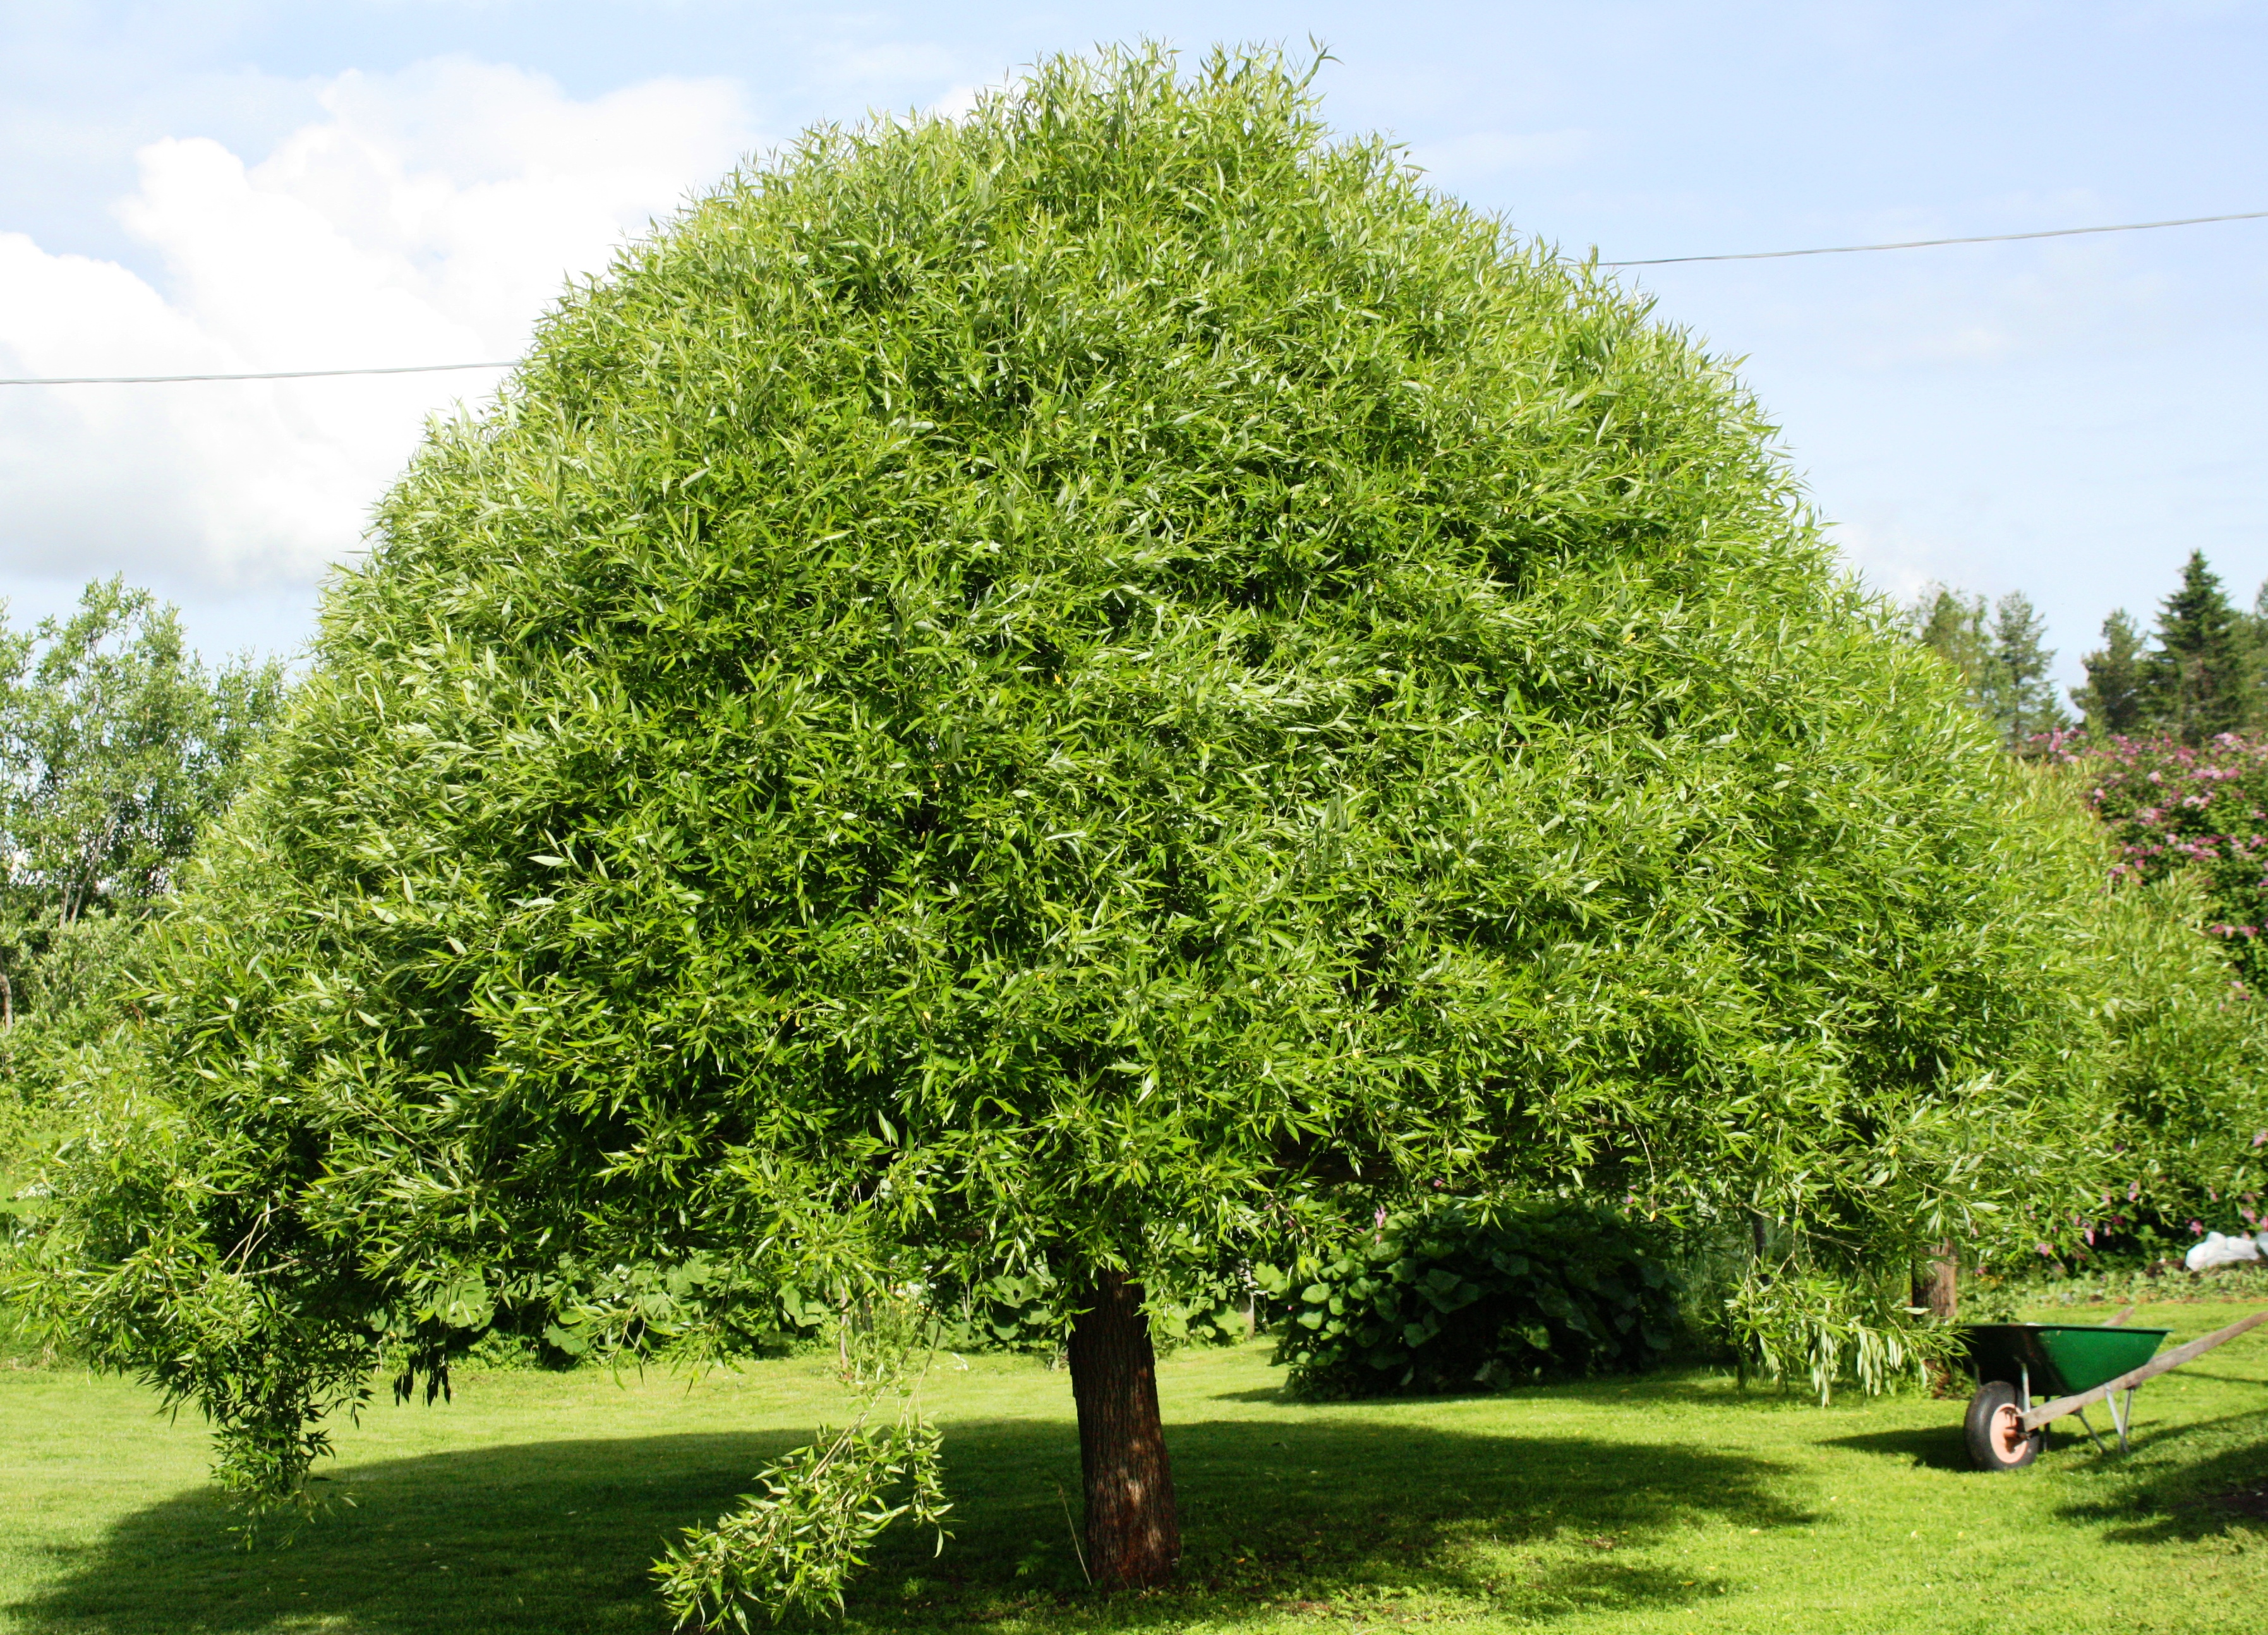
[1267,1199,1679,1396]
[1994,745,2268,1265]
[2065,870,2268,1260]
[2083,732,2268,987]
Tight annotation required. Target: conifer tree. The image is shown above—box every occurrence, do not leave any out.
[2149,552,2250,744]
[2245,579,2268,727]
[2072,609,2151,738]
[1980,591,2070,750]
[1909,585,2070,750]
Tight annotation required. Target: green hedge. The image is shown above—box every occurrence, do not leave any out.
[1266,1200,1679,1396]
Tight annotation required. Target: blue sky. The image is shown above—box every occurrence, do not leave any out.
[3,1,2263,694]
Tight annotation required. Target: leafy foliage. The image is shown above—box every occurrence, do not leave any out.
[1723,1260,1951,1404]
[0,582,287,1258]
[2072,609,2150,737]
[12,43,2137,1531]
[1267,1197,1679,1396]
[2058,868,2268,1254]
[0,577,286,924]
[2082,733,2268,987]
[937,1262,1245,1356]
[654,1300,951,1629]
[2072,552,2267,744]
[655,1418,951,1629]
[2145,552,2255,744]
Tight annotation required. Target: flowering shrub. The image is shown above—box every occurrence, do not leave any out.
[2000,735,2268,1264]
[2081,732,2268,986]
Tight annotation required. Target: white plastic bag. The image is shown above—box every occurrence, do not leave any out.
[2185,1230,2268,1272]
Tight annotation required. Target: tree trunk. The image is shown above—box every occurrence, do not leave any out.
[1915,1243,1959,1397]
[1913,1245,1957,1322]
[1067,1270,1179,1588]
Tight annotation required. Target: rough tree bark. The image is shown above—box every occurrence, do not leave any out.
[1915,1243,1958,1397]
[1913,1245,1957,1322]
[1066,1270,1180,1588]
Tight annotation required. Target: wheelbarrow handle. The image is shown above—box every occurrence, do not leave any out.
[2020,1306,2268,1433]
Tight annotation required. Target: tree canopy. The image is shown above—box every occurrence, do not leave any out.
[15,44,2150,1601]
[0,579,287,1113]
[1906,584,2070,749]
[1,578,285,927]
[2073,551,2267,744]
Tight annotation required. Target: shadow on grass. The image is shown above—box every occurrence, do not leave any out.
[1209,1372,1751,1411]
[1821,1410,2231,1476]
[1818,1423,1972,1473]
[7,1416,1803,1635]
[2051,1408,2268,1545]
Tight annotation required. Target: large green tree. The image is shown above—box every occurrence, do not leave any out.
[0,578,286,1071]
[0,578,286,927]
[1907,584,2068,749]
[2072,608,2150,737]
[0,581,289,1298]
[1981,591,2070,748]
[17,47,2128,1603]
[2147,551,2252,743]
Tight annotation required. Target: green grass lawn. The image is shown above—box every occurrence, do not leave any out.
[4,1299,2263,1635]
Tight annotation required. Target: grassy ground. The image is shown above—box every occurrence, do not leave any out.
[3,1298,2264,1635]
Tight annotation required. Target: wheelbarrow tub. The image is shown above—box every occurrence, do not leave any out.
[1962,1322,2168,1396]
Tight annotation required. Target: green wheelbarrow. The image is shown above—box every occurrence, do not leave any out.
[1959,1307,2268,1470]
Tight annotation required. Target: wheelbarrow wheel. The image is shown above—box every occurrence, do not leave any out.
[1965,1380,2042,1471]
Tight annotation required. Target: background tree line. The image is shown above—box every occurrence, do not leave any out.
[1907,548,2268,1268]
[0,580,286,1157]
[1910,550,2268,749]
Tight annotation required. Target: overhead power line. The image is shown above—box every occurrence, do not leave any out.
[3,207,2263,383]
[1600,207,2268,266]
[0,359,516,386]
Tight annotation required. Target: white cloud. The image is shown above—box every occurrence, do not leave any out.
[1824,516,1974,609]
[926,83,987,122]
[0,58,757,593]
[1411,128,1591,186]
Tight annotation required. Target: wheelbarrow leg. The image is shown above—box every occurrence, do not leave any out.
[2107,1387,2133,1454]
[2071,1407,2110,1454]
